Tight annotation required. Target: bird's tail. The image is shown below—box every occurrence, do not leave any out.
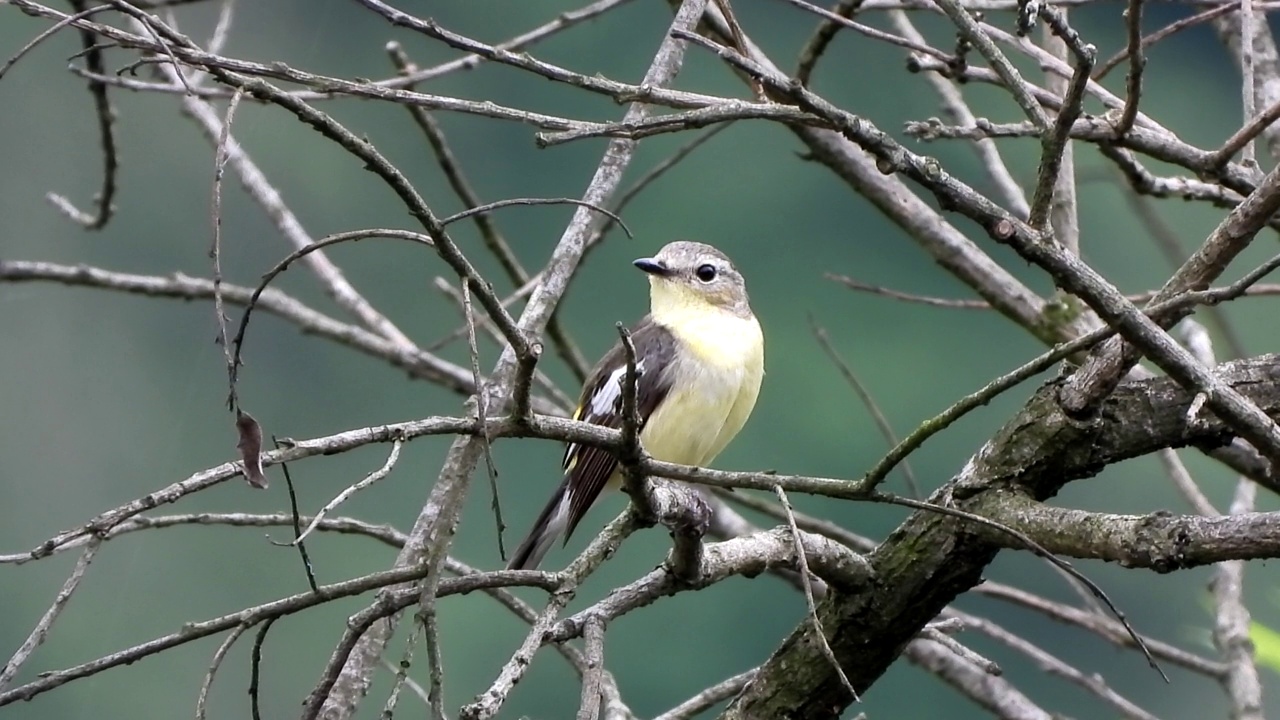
[507,481,572,570]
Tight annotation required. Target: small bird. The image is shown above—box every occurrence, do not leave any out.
[507,241,765,570]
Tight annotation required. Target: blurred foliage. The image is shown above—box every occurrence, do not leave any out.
[1251,621,1280,677]
[1,2,1279,719]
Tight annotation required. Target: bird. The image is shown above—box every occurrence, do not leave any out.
[507,240,765,570]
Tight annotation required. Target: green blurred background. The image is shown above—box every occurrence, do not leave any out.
[2,1,1278,718]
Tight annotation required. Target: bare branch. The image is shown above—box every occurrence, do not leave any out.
[907,638,1052,720]
[917,623,1002,676]
[958,613,1161,720]
[0,5,111,80]
[1160,448,1220,516]
[548,527,873,644]
[929,0,1050,129]
[1212,0,1280,161]
[775,485,859,702]
[388,41,592,382]
[653,669,758,720]
[421,607,449,720]
[1208,95,1280,169]
[0,538,102,691]
[776,0,954,62]
[1096,2,1239,80]
[811,319,919,497]
[1060,165,1280,414]
[194,623,248,720]
[1213,481,1265,720]
[291,440,403,545]
[796,0,860,85]
[0,260,538,409]
[460,279,505,559]
[975,582,1227,678]
[679,34,1280,462]
[0,565,555,706]
[1028,10,1093,233]
[45,0,118,230]
[827,274,993,307]
[211,85,245,411]
[977,492,1280,570]
[576,616,607,720]
[890,10,1030,219]
[171,76,421,351]
[1114,0,1145,137]
[1036,10,1085,259]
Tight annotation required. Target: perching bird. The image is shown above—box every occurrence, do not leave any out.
[507,241,765,570]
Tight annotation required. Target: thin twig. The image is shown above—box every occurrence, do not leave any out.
[810,317,920,498]
[442,558,594,678]
[360,0,642,93]
[380,627,427,716]
[1028,11,1095,231]
[44,1,119,229]
[826,274,992,307]
[275,439,318,591]
[248,617,276,720]
[586,123,732,252]
[1103,149,1199,276]
[960,614,1162,720]
[1158,449,1219,517]
[975,582,1227,678]
[652,669,758,720]
[289,440,403,546]
[1208,95,1280,169]
[890,9,1030,219]
[194,624,249,720]
[796,0,862,85]
[928,0,1050,129]
[463,279,505,560]
[430,276,575,413]
[460,513,643,720]
[858,324,1103,491]
[775,485,859,702]
[0,538,102,691]
[0,259,537,410]
[205,0,236,56]
[166,71,423,353]
[421,606,449,720]
[0,562,556,706]
[917,622,1002,675]
[1095,2,1239,80]
[859,251,1280,491]
[388,41,595,383]
[113,2,193,95]
[0,4,110,80]
[228,228,435,399]
[441,197,629,237]
[1113,0,1145,137]
[872,491,1168,682]
[212,86,245,412]
[778,0,952,63]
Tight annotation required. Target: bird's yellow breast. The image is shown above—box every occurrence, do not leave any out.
[640,302,765,468]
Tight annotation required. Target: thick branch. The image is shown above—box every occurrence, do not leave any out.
[722,355,1280,718]
[976,492,1280,571]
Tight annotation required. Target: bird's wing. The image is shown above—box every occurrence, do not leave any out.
[561,315,676,540]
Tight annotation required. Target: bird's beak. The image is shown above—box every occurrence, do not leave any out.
[633,257,670,277]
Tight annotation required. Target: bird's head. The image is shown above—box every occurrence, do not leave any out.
[634,241,751,319]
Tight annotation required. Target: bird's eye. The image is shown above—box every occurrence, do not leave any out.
[695,264,718,283]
